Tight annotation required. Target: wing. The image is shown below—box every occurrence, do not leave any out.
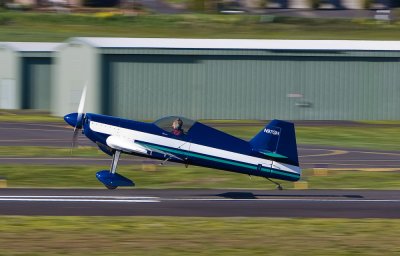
[106,135,183,161]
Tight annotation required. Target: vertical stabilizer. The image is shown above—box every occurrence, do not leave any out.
[249,120,299,166]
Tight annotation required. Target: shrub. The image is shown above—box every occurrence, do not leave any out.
[363,0,373,9]
[308,0,320,9]
[188,0,205,12]
[0,13,12,25]
[84,0,120,7]
[259,0,269,8]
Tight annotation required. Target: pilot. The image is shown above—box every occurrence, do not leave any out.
[172,118,184,136]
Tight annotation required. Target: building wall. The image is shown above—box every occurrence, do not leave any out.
[101,53,400,120]
[0,46,57,111]
[53,43,100,116]
[0,47,19,109]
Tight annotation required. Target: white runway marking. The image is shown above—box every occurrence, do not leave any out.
[1,196,400,203]
[0,196,158,199]
[0,199,159,203]
[0,196,160,203]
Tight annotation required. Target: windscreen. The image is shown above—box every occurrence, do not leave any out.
[153,116,196,134]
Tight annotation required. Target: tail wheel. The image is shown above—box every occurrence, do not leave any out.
[105,185,117,190]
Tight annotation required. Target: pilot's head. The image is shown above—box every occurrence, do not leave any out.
[172,118,183,130]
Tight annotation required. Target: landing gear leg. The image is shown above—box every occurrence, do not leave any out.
[266,177,283,190]
[106,150,121,190]
[96,150,134,189]
[110,150,121,175]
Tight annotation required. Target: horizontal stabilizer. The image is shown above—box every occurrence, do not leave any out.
[258,150,288,159]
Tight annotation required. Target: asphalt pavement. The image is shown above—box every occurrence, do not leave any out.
[0,188,399,218]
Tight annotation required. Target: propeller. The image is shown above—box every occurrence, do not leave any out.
[71,84,87,149]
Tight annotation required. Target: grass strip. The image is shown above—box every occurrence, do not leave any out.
[1,12,400,41]
[0,165,400,189]
[0,164,291,189]
[0,216,400,255]
[0,111,60,122]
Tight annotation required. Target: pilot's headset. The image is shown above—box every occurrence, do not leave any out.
[176,118,183,129]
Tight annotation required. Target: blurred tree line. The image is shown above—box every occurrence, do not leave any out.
[1,0,400,10]
[83,0,119,7]
[71,0,400,10]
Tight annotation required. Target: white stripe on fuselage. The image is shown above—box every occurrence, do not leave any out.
[89,121,300,174]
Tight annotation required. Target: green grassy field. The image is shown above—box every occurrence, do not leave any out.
[296,125,400,151]
[1,216,400,255]
[1,164,399,189]
[0,111,60,122]
[0,164,291,188]
[218,124,400,151]
[1,11,400,42]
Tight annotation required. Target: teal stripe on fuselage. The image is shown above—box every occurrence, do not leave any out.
[138,142,300,180]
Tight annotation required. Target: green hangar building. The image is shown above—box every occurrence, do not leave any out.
[53,38,400,120]
[0,42,61,110]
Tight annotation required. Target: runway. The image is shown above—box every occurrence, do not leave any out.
[1,121,400,169]
[1,189,400,218]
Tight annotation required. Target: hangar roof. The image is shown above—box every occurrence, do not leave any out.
[0,42,62,52]
[69,37,400,51]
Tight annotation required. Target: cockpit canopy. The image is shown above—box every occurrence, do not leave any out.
[153,116,196,134]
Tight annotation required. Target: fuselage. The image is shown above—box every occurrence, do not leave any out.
[79,113,301,182]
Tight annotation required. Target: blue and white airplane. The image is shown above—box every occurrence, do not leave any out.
[64,87,301,189]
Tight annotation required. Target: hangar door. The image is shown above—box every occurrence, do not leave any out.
[21,57,52,110]
[102,54,200,120]
[102,54,285,120]
[103,54,400,120]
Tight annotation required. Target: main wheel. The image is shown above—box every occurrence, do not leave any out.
[105,185,117,190]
